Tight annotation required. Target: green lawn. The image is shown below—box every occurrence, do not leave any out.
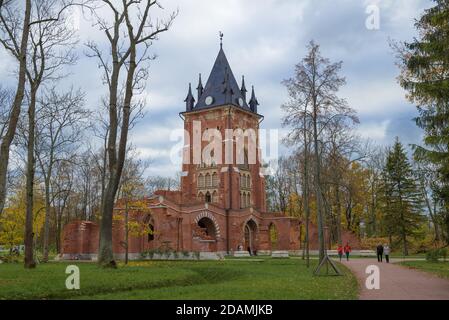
[0,258,358,300]
[398,260,449,279]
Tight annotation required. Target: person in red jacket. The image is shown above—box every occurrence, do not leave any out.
[344,243,352,261]
[337,244,344,261]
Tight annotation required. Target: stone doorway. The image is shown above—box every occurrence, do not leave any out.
[244,220,258,255]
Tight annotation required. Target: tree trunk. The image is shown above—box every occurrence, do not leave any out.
[98,37,136,267]
[303,136,310,267]
[0,0,32,216]
[313,99,325,262]
[24,85,37,269]
[335,186,342,245]
[42,175,52,262]
[125,197,129,265]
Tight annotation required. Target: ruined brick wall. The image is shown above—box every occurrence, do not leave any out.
[62,221,99,255]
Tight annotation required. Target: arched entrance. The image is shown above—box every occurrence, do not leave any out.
[197,217,217,240]
[244,220,258,255]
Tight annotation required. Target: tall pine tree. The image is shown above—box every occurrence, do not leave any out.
[398,0,449,243]
[382,139,424,256]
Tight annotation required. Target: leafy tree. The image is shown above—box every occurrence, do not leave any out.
[397,0,449,244]
[381,139,425,255]
[0,182,45,253]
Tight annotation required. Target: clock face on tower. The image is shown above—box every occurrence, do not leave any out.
[205,96,214,106]
[238,98,244,107]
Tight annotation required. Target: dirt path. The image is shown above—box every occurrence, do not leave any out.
[341,258,449,300]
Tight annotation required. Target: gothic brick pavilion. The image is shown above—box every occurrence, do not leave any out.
[62,44,358,260]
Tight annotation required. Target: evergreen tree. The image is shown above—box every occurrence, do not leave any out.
[398,0,449,243]
[381,139,424,255]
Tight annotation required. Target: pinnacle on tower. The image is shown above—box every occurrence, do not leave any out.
[184,83,195,111]
[196,73,204,101]
[241,75,247,102]
[249,86,259,113]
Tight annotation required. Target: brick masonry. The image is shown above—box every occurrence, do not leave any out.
[62,105,360,259]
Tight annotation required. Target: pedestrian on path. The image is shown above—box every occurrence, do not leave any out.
[337,244,344,261]
[344,243,351,261]
[384,244,390,263]
[377,244,384,262]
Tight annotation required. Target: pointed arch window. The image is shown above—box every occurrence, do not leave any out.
[212,172,219,187]
[205,173,212,187]
[198,174,205,188]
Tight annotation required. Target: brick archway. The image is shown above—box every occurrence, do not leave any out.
[243,217,259,254]
[194,211,221,239]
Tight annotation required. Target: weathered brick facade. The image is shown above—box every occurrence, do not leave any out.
[61,45,359,260]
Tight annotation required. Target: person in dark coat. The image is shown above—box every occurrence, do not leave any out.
[344,243,351,261]
[376,244,384,262]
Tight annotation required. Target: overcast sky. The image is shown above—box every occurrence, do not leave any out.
[0,0,433,177]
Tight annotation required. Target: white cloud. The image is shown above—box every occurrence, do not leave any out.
[357,119,390,142]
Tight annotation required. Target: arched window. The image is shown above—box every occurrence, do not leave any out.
[246,175,251,188]
[198,174,205,188]
[247,193,251,207]
[242,192,247,208]
[198,192,204,201]
[212,172,219,187]
[205,191,212,203]
[212,191,219,203]
[205,173,212,187]
[148,224,154,242]
[240,192,244,209]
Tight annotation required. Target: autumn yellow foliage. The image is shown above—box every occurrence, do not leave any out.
[0,185,46,250]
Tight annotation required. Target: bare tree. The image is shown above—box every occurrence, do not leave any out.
[282,41,357,273]
[0,0,32,216]
[0,86,13,144]
[0,0,92,217]
[35,87,89,261]
[86,0,176,267]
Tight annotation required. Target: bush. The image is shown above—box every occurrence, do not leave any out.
[0,254,21,264]
[426,249,440,262]
[193,251,200,260]
[426,248,448,262]
[182,250,190,258]
[439,248,447,262]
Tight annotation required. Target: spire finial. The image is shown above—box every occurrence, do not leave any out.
[249,85,259,113]
[184,82,195,111]
[196,73,204,100]
[219,31,224,48]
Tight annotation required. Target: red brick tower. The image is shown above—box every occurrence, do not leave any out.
[180,45,266,213]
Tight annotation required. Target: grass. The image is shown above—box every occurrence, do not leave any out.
[398,260,449,280]
[0,258,358,300]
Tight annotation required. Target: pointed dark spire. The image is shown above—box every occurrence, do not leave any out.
[184,83,195,111]
[249,86,259,113]
[192,44,251,111]
[196,73,204,100]
[240,75,247,102]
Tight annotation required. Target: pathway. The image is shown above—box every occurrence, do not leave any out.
[341,258,449,300]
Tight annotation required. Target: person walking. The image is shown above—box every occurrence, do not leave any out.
[384,244,390,263]
[376,244,384,262]
[337,244,344,262]
[344,243,351,261]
